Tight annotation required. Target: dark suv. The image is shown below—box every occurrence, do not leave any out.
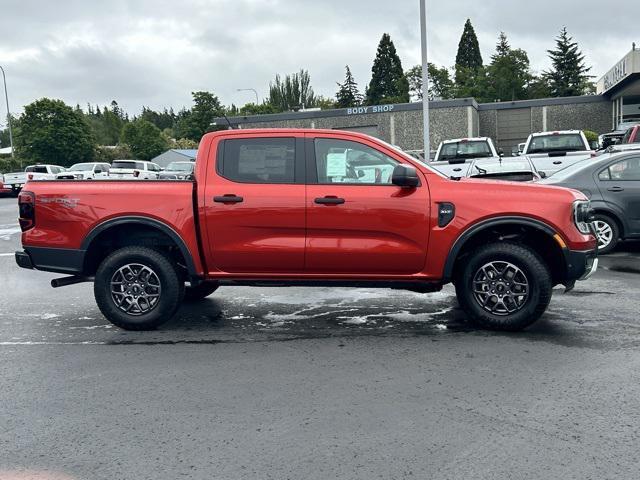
[542,151,640,253]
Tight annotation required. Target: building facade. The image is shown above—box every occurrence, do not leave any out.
[217,46,639,154]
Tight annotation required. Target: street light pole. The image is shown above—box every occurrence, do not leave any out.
[419,0,430,158]
[237,88,259,105]
[0,65,15,160]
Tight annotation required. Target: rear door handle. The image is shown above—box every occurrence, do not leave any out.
[315,196,345,205]
[214,195,244,204]
[607,186,624,192]
[553,161,563,165]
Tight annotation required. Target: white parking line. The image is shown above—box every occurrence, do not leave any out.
[0,253,14,257]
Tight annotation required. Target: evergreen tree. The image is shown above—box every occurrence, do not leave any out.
[486,32,532,101]
[544,27,592,97]
[365,33,410,105]
[174,91,224,141]
[455,19,483,85]
[268,70,316,112]
[336,66,363,108]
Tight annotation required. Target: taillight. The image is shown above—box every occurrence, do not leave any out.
[133,170,140,178]
[28,174,34,180]
[18,191,36,231]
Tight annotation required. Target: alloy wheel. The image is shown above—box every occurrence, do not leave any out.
[593,220,613,250]
[472,261,530,316]
[110,263,162,315]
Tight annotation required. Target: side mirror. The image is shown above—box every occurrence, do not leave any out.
[539,171,547,179]
[590,141,599,150]
[392,164,420,188]
[498,148,505,157]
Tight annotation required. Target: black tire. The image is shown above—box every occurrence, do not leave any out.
[455,242,552,331]
[94,246,183,330]
[593,214,619,254]
[184,282,219,302]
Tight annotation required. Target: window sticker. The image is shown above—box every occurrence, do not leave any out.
[326,152,347,177]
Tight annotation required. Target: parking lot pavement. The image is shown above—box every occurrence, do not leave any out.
[2,196,640,479]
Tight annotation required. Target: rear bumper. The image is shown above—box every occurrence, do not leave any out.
[15,247,85,274]
[564,249,598,282]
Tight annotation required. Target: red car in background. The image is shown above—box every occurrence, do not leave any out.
[621,125,640,145]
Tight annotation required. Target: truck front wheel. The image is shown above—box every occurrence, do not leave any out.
[455,243,552,331]
[94,246,183,330]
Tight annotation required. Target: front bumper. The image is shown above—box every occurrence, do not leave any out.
[564,249,598,282]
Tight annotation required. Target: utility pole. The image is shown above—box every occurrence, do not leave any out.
[0,65,15,159]
[420,0,430,158]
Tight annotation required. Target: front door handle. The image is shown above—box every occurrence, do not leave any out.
[315,196,345,205]
[607,186,624,192]
[214,194,244,204]
[553,161,563,165]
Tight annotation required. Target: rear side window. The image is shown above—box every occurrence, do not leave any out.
[221,138,295,184]
[599,157,640,181]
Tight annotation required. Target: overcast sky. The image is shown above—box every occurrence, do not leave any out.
[0,0,637,120]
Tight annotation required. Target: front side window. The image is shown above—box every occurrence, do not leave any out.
[314,138,398,185]
[600,157,640,181]
[222,138,295,184]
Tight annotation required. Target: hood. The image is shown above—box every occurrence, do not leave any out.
[456,176,588,201]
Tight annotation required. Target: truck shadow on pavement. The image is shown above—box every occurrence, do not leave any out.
[97,287,621,350]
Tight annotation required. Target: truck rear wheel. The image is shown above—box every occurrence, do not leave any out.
[455,242,552,331]
[94,247,183,330]
[184,283,219,302]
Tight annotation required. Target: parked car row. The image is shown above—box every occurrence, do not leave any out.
[1,160,196,195]
[416,130,639,253]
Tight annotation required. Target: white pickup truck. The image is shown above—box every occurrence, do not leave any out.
[522,130,595,176]
[429,137,501,177]
[3,164,66,194]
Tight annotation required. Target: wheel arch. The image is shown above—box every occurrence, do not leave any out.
[81,216,197,278]
[590,207,625,238]
[443,217,566,285]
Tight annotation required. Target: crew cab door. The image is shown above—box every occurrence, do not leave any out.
[202,134,306,273]
[305,134,430,274]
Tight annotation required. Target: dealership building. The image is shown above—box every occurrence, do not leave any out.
[219,45,640,154]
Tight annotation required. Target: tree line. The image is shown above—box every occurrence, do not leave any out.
[0,20,593,171]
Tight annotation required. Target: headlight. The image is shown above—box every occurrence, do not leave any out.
[177,175,185,179]
[573,200,593,234]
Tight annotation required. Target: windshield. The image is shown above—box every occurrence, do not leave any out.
[68,163,95,171]
[439,141,492,160]
[527,134,586,153]
[166,162,194,172]
[112,161,144,169]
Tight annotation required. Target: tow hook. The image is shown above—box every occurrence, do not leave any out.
[51,276,92,288]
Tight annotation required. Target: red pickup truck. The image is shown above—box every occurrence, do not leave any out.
[15,129,598,331]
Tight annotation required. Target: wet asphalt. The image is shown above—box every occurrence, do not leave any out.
[1,195,640,480]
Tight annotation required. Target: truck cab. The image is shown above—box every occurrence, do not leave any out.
[430,137,501,177]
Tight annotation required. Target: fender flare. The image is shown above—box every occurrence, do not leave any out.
[81,216,198,277]
[442,216,559,282]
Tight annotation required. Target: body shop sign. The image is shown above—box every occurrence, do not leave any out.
[346,105,395,115]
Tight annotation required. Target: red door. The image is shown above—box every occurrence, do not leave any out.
[202,135,306,274]
[305,134,430,275]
